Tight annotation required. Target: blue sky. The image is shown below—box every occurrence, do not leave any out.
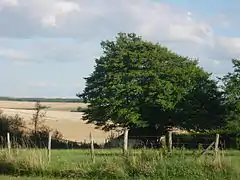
[0,0,239,98]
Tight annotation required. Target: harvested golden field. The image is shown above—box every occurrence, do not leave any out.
[0,101,119,144]
[0,100,87,111]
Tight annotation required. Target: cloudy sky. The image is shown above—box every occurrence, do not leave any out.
[0,0,239,98]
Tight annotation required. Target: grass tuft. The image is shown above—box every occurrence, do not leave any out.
[0,148,238,179]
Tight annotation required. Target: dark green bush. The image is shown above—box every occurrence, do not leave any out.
[0,110,25,139]
[71,106,88,112]
[173,130,240,150]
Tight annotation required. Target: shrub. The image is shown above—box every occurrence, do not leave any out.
[0,109,66,149]
[0,110,25,139]
[71,106,88,112]
[173,130,240,150]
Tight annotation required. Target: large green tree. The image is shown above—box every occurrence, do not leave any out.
[222,59,240,132]
[79,33,211,131]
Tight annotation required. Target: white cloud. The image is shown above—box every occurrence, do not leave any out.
[216,37,240,58]
[41,1,81,27]
[0,48,29,60]
[0,0,18,9]
[0,0,238,75]
[213,59,220,65]
[0,0,216,42]
[42,15,57,27]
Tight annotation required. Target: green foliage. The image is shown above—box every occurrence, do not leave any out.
[80,32,211,130]
[221,59,240,132]
[71,106,88,112]
[173,130,240,150]
[173,77,226,131]
[31,101,47,135]
[0,110,25,138]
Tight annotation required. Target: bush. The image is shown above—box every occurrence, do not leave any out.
[173,130,240,150]
[0,110,25,139]
[0,110,67,149]
[71,106,88,112]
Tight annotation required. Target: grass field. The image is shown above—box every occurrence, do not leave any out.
[0,101,118,144]
[0,148,239,179]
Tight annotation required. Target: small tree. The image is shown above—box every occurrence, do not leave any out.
[31,101,46,135]
[30,101,63,147]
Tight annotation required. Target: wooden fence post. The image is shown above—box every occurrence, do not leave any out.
[7,132,11,155]
[48,131,52,163]
[160,136,166,149]
[65,140,69,149]
[90,132,95,163]
[123,128,129,155]
[215,133,220,153]
[167,131,173,153]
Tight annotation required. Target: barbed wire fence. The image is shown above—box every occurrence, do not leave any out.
[1,131,237,149]
[1,128,239,163]
[1,107,238,152]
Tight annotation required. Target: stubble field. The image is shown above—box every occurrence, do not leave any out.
[0,101,115,144]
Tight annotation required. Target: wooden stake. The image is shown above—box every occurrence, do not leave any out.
[160,136,166,149]
[66,140,69,149]
[7,132,11,154]
[48,131,52,163]
[90,132,95,163]
[167,131,172,153]
[123,128,129,155]
[215,134,220,153]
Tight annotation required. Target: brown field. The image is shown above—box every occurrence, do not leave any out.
[0,101,87,111]
[0,101,119,144]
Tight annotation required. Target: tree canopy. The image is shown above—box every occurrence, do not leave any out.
[79,32,222,131]
[173,77,225,132]
[222,59,240,132]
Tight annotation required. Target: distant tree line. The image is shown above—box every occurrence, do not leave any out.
[0,97,83,103]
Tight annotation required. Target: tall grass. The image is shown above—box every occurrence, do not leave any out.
[0,148,239,180]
